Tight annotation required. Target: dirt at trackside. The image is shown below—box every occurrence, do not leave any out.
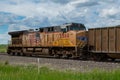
[0,53,120,72]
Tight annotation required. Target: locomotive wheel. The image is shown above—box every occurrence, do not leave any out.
[27,54,32,57]
[58,54,63,58]
[19,53,23,56]
[111,58,115,61]
[66,54,72,59]
[16,53,20,56]
[17,52,24,56]
[7,52,10,55]
[22,53,26,56]
[10,52,15,56]
[54,54,61,58]
[62,54,68,59]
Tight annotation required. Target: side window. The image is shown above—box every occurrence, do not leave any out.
[51,27,54,31]
[48,27,54,32]
[36,32,40,41]
[61,28,67,32]
[48,28,51,32]
[54,27,61,32]
[66,26,70,31]
[36,32,40,38]
[44,28,48,32]
[70,26,80,30]
[69,24,86,31]
[39,28,43,32]
[61,26,67,33]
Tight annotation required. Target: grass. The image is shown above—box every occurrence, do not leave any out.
[0,63,120,80]
[0,44,7,53]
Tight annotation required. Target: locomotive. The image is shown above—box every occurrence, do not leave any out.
[7,23,120,61]
[7,23,88,58]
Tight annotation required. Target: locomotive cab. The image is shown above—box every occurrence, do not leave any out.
[61,23,86,32]
[52,23,88,57]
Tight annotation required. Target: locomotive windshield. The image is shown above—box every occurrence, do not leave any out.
[61,23,86,32]
[69,24,86,31]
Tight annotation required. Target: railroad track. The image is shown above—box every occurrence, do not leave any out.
[0,53,120,72]
[0,53,7,55]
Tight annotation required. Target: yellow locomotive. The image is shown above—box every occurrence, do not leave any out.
[7,23,87,58]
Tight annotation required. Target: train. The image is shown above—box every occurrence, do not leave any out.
[7,23,120,61]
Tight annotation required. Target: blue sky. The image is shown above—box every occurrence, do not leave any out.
[0,0,120,44]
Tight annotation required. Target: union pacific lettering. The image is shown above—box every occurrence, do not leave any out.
[60,33,69,38]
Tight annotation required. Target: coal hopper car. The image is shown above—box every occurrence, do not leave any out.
[88,25,120,60]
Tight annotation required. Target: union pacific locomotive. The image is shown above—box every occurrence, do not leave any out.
[7,23,120,61]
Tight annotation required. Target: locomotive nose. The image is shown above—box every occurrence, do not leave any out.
[76,31,87,48]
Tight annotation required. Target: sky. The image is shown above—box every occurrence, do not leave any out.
[0,0,120,44]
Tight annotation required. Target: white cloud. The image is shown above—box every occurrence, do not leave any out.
[100,7,120,18]
[8,24,30,32]
[0,0,120,28]
[0,1,69,17]
[0,33,10,44]
[0,0,120,44]
[69,0,89,5]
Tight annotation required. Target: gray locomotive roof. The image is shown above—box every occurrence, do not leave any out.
[38,23,85,29]
[8,23,85,35]
[8,30,28,35]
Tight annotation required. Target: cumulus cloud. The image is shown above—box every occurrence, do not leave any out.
[8,24,30,32]
[100,7,120,18]
[0,33,10,44]
[0,0,120,28]
[69,0,99,7]
[0,12,25,26]
[0,0,120,44]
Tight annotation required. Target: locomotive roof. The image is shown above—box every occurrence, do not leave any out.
[38,23,85,29]
[8,23,86,35]
[38,23,86,32]
[8,30,28,35]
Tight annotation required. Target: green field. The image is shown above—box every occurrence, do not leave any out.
[0,63,120,80]
[0,44,7,53]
